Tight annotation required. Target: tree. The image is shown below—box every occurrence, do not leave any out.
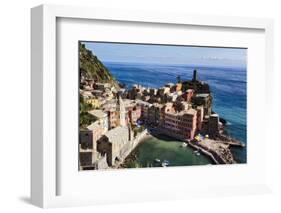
[79,95,97,128]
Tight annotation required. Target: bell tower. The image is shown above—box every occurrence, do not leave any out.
[116,94,126,127]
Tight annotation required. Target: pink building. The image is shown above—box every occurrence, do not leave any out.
[196,106,204,131]
[128,105,142,124]
[79,120,105,168]
[164,108,197,140]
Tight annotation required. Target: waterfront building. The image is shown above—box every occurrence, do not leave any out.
[193,93,212,116]
[208,113,220,137]
[154,103,164,125]
[97,126,132,166]
[164,108,197,140]
[196,106,204,131]
[135,100,152,121]
[128,105,142,125]
[147,103,164,125]
[147,106,155,124]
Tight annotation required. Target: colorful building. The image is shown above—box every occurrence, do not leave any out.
[88,109,108,133]
[196,106,204,131]
[208,113,220,137]
[128,105,142,125]
[182,89,194,103]
[193,93,212,116]
[135,100,152,121]
[175,83,182,92]
[86,98,102,109]
[97,126,132,166]
[79,120,105,169]
[164,108,197,140]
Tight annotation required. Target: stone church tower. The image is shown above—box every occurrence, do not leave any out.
[117,94,126,127]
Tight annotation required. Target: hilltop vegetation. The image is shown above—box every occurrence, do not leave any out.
[79,95,97,128]
[79,43,121,128]
[79,43,120,89]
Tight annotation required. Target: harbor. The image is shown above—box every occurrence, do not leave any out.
[79,43,247,170]
[120,134,214,168]
[120,127,245,168]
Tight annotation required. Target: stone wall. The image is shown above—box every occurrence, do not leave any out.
[95,154,109,170]
[118,129,148,163]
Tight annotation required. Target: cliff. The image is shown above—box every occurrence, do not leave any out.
[79,43,120,89]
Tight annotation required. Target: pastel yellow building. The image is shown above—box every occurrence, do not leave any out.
[176,83,182,92]
[86,98,101,109]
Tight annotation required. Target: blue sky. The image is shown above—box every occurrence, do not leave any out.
[82,41,247,68]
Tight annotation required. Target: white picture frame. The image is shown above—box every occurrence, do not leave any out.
[31,4,274,208]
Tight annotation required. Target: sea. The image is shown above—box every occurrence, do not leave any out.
[104,61,247,165]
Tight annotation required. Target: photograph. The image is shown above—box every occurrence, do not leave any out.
[79,41,247,170]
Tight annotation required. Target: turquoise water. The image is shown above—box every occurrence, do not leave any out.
[105,62,247,164]
[135,136,213,167]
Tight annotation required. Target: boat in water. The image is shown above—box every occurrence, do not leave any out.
[162,160,170,167]
[193,149,201,156]
[181,142,188,147]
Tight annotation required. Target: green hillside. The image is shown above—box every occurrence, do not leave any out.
[79,43,119,89]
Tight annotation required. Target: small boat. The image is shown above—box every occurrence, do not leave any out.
[196,152,201,156]
[181,142,188,147]
[162,160,170,167]
[154,158,161,163]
